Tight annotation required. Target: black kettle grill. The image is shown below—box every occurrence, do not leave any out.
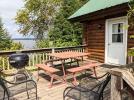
[8,53,32,81]
[9,53,29,69]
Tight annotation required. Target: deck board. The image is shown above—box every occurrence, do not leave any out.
[2,66,110,100]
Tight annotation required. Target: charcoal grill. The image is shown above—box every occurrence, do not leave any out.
[9,53,32,81]
[9,53,29,69]
[0,53,37,100]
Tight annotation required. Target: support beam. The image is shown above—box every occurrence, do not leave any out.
[111,75,122,100]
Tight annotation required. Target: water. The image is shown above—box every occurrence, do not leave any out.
[12,38,36,49]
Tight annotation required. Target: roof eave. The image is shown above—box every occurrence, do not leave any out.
[68,3,129,22]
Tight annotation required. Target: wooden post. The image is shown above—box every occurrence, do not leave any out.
[52,48,55,53]
[111,75,122,100]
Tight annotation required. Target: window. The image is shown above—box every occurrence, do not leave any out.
[112,23,123,43]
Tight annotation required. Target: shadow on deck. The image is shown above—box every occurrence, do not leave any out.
[0,67,109,100]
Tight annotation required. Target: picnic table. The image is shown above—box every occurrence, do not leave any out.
[36,51,101,87]
[48,51,90,77]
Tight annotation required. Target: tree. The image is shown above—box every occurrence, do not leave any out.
[36,39,50,48]
[48,0,88,47]
[0,18,12,50]
[15,0,61,39]
[0,17,23,51]
[10,42,23,50]
[127,0,134,41]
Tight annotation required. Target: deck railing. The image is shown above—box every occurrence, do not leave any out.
[0,45,87,71]
[128,47,134,64]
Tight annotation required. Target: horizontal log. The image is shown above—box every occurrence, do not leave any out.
[87,30,105,33]
[87,36,105,39]
[128,40,134,43]
[88,47,105,49]
[89,55,104,60]
[87,33,105,36]
[88,57,104,62]
[88,55,104,61]
[88,41,104,44]
[90,52,104,56]
[128,44,134,47]
[88,49,104,53]
[88,44,105,47]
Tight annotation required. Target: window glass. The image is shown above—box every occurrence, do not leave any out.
[112,34,123,42]
[112,23,123,43]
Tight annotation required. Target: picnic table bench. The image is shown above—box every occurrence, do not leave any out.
[67,62,102,85]
[36,64,63,88]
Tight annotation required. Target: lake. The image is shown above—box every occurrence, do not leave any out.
[12,38,36,49]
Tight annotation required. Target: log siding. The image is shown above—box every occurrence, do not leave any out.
[83,19,105,62]
[83,18,134,63]
[82,4,134,63]
[128,26,134,48]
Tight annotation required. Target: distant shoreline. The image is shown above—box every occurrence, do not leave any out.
[12,39,36,49]
[12,38,37,40]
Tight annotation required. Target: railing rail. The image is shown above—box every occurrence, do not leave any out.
[0,45,87,71]
[110,68,134,100]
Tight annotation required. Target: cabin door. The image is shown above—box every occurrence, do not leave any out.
[105,17,128,65]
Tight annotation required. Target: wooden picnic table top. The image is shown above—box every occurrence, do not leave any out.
[48,51,90,59]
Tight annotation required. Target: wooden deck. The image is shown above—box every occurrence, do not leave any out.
[11,66,109,100]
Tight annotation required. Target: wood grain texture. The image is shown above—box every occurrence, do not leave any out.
[83,16,134,63]
[83,18,105,62]
[111,75,122,100]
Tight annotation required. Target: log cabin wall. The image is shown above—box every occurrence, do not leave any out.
[83,18,105,62]
[82,4,134,63]
[83,19,134,63]
[128,27,134,48]
[127,25,134,63]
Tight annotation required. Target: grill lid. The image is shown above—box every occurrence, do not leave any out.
[9,53,29,69]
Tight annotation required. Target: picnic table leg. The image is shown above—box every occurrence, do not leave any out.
[93,67,97,78]
[37,68,40,81]
[76,58,79,67]
[72,73,79,85]
[61,60,66,83]
[49,74,54,88]
[70,58,73,67]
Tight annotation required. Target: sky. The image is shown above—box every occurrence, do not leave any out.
[0,0,33,38]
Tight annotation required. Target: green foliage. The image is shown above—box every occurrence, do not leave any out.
[130,35,134,39]
[128,48,134,56]
[36,39,50,48]
[0,17,23,51]
[128,0,134,39]
[16,0,88,48]
[0,18,12,50]
[128,0,134,27]
[48,0,88,47]
[10,42,23,50]
[15,0,61,39]
[0,18,23,70]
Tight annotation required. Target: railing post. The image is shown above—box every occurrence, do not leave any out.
[52,48,55,53]
[110,69,123,100]
[111,75,122,100]
[128,56,133,64]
